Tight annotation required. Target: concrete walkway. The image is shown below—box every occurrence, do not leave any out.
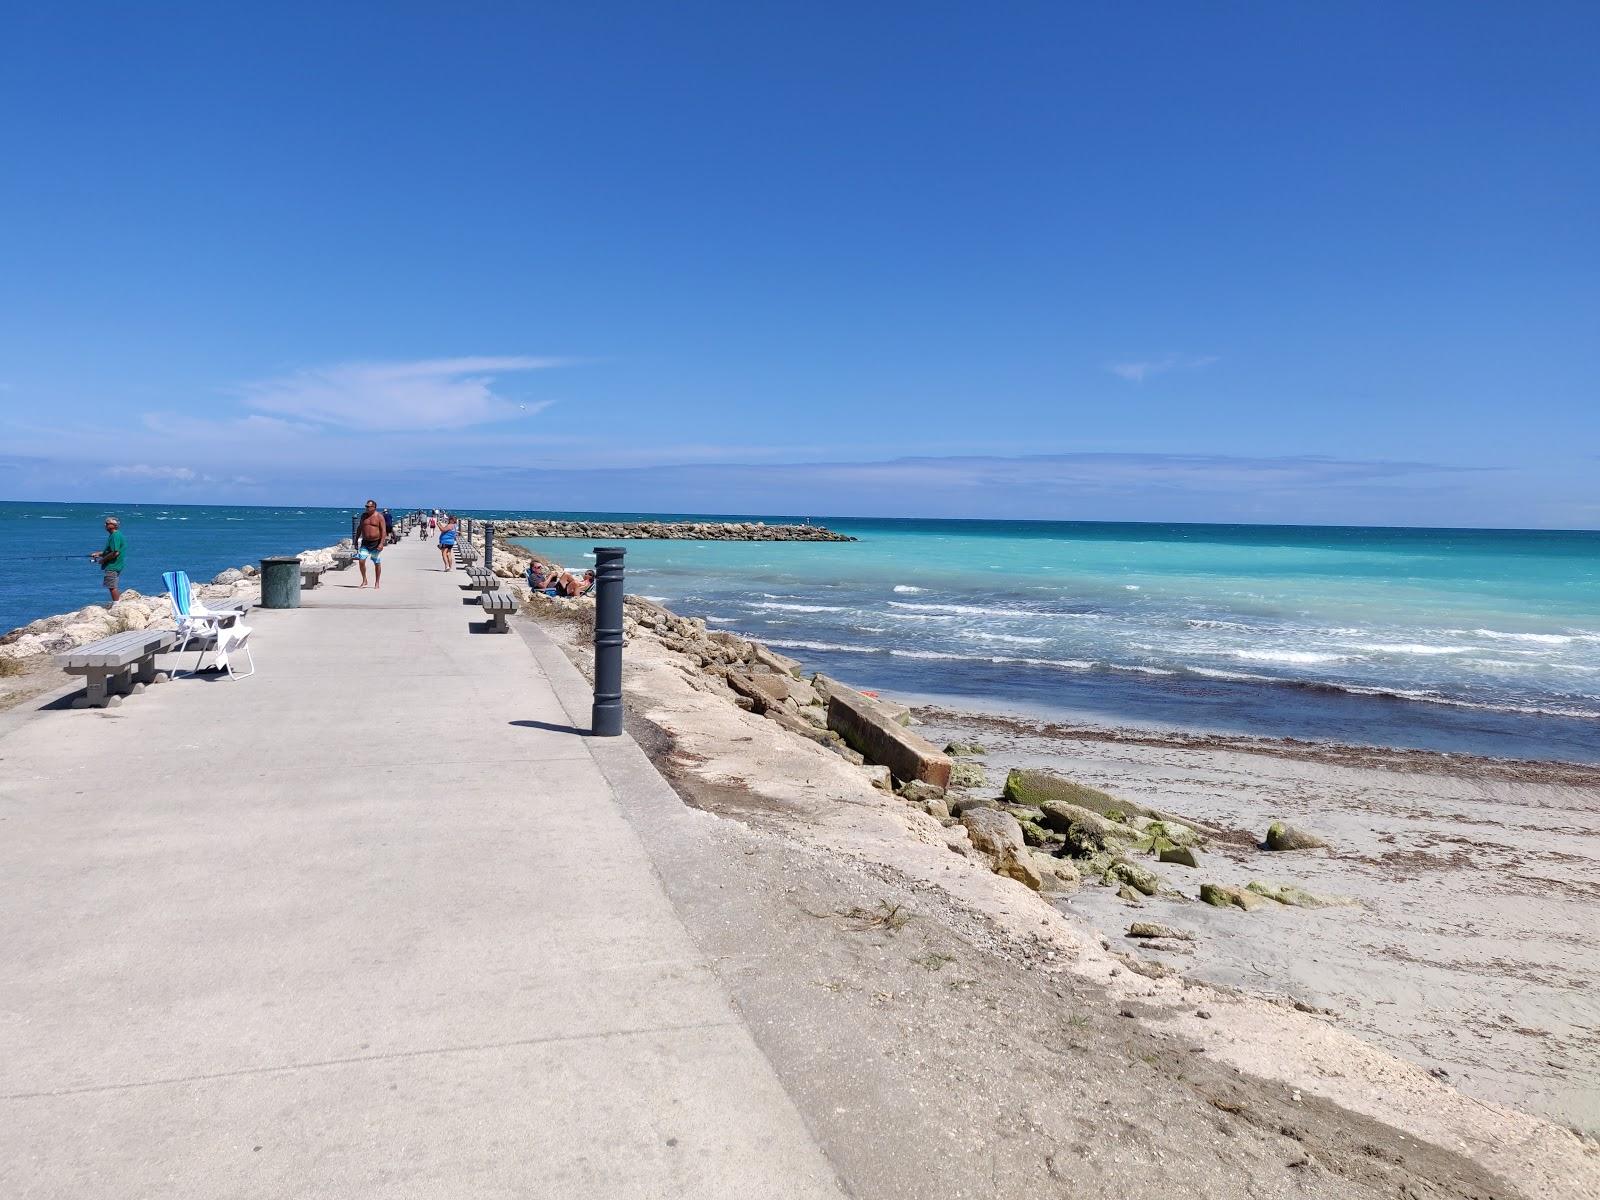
[0,538,845,1198]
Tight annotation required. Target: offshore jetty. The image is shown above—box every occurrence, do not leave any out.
[491,518,854,541]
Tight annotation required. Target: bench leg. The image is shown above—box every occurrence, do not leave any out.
[134,654,167,687]
[492,612,509,633]
[74,668,123,709]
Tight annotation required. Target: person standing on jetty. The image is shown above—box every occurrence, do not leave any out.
[356,499,387,589]
[89,515,125,602]
[437,514,458,571]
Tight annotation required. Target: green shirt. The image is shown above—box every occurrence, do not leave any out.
[102,530,125,572]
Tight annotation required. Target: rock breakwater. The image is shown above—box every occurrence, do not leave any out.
[489,519,854,542]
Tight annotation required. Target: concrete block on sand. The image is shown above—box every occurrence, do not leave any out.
[826,690,952,787]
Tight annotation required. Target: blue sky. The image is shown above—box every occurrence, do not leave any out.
[1,2,1595,527]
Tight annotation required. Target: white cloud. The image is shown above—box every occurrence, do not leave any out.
[1107,354,1219,383]
[105,464,197,481]
[238,356,562,430]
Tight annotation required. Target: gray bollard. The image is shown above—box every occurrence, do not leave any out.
[591,546,625,736]
[485,521,495,572]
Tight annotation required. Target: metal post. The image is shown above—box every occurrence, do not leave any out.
[485,521,495,572]
[350,513,358,547]
[591,546,626,736]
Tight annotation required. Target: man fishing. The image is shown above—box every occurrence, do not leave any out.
[356,499,387,589]
[89,515,126,602]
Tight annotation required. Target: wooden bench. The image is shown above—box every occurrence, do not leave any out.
[55,629,179,708]
[300,562,325,589]
[479,591,516,633]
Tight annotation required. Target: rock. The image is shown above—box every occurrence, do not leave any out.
[1159,845,1200,869]
[1003,769,1163,822]
[833,744,865,766]
[1200,882,1268,912]
[1040,803,1137,857]
[211,568,244,585]
[947,761,987,789]
[1265,822,1327,851]
[751,643,804,679]
[786,677,822,708]
[1109,858,1160,896]
[813,674,912,725]
[897,780,946,803]
[949,795,1000,816]
[943,741,986,756]
[1138,818,1203,849]
[241,564,259,577]
[763,705,843,748]
[862,764,893,791]
[1017,819,1057,848]
[1115,885,1143,904]
[922,796,951,821]
[1246,881,1355,909]
[826,690,952,787]
[1127,922,1194,941]
[727,669,790,710]
[944,826,978,857]
[1032,852,1079,894]
[961,808,1043,890]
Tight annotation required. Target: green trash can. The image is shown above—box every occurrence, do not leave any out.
[260,556,302,609]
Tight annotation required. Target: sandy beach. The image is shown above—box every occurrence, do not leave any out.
[912,706,1600,1135]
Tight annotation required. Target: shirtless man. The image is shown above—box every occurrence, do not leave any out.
[356,499,387,588]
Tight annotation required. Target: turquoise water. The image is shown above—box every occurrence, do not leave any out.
[4,502,1597,761]
[508,516,1600,763]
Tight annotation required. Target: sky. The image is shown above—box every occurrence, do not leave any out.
[1,2,1595,527]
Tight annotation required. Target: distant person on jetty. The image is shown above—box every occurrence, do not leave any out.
[89,515,125,602]
[356,500,387,589]
[437,515,458,571]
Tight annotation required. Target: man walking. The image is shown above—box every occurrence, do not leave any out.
[356,499,387,589]
[90,515,126,602]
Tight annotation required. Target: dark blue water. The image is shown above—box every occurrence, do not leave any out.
[0,501,361,629]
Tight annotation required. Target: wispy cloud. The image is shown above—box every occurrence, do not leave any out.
[238,356,563,430]
[1107,354,1219,383]
[105,464,197,481]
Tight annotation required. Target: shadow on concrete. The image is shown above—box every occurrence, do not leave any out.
[509,718,590,737]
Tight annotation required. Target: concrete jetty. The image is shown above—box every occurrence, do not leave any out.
[0,537,844,1197]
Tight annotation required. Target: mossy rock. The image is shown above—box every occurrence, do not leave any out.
[1040,802,1138,857]
[1109,858,1160,896]
[1246,880,1354,909]
[1199,882,1267,912]
[1138,818,1203,849]
[1159,845,1199,869]
[947,761,988,790]
[1017,819,1055,847]
[1003,769,1162,822]
[1000,802,1044,823]
[944,741,987,756]
[1264,821,1327,852]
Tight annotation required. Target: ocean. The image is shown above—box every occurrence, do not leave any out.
[506,514,1600,765]
[4,502,1597,763]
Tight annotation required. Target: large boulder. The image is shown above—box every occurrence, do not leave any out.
[211,568,244,586]
[1003,770,1162,822]
[961,808,1043,890]
[1264,822,1327,851]
[827,690,952,787]
[947,761,987,789]
[1039,802,1137,856]
[814,674,912,726]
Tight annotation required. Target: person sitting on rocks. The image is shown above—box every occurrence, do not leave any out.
[561,569,596,598]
